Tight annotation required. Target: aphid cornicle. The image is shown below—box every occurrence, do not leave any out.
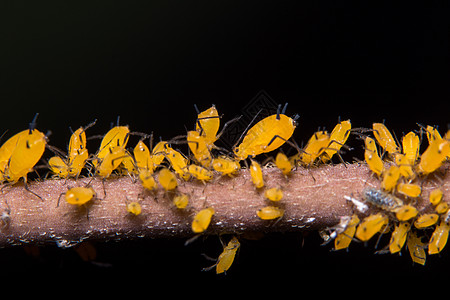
[233,103,299,160]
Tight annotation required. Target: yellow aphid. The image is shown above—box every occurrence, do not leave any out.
[249,159,264,189]
[334,214,360,251]
[406,230,426,265]
[203,236,240,274]
[166,148,191,181]
[48,156,70,178]
[435,202,449,214]
[355,213,388,242]
[364,137,384,176]
[93,125,130,167]
[0,129,22,173]
[401,131,420,165]
[394,205,418,221]
[299,131,330,166]
[133,140,153,171]
[417,139,450,175]
[425,125,442,143]
[173,193,189,209]
[49,123,94,179]
[275,152,293,176]
[195,104,220,148]
[372,123,400,156]
[396,183,421,198]
[152,141,190,180]
[2,116,47,185]
[151,140,169,167]
[139,168,157,191]
[233,103,298,160]
[428,221,450,255]
[429,189,443,206]
[158,168,178,191]
[264,187,283,202]
[187,130,212,167]
[389,222,411,254]
[256,206,284,220]
[126,202,142,216]
[381,165,400,192]
[192,207,215,233]
[321,119,351,163]
[212,156,240,177]
[95,146,127,178]
[414,213,439,229]
[188,164,213,183]
[58,186,96,207]
[395,154,415,179]
[120,151,137,175]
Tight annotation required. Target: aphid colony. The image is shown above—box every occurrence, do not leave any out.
[0,107,449,273]
[323,123,450,266]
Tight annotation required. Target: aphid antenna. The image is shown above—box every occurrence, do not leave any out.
[193,103,200,115]
[46,144,67,158]
[232,108,263,150]
[0,130,9,144]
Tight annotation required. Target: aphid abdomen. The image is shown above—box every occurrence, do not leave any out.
[362,187,403,211]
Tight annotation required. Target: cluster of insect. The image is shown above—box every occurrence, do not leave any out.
[321,124,450,266]
[0,104,449,273]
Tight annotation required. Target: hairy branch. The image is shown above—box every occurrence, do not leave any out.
[1,163,449,248]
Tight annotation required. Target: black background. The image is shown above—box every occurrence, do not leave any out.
[0,1,449,285]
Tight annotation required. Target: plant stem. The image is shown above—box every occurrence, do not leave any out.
[1,163,448,248]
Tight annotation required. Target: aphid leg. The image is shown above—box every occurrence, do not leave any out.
[56,192,66,207]
[101,178,107,199]
[215,115,243,141]
[23,179,44,201]
[201,253,218,272]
